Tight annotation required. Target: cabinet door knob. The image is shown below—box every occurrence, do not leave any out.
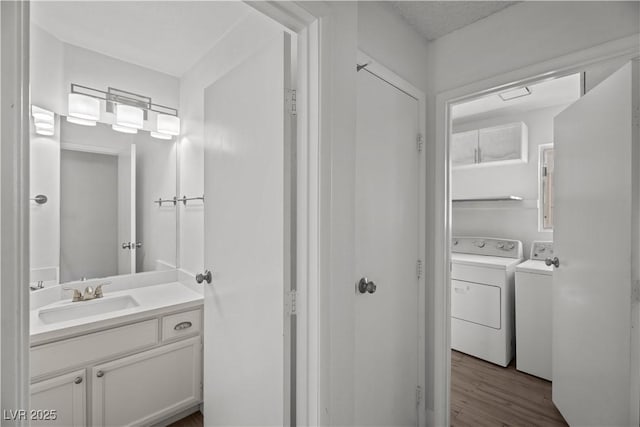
[96,370,104,378]
[74,376,83,384]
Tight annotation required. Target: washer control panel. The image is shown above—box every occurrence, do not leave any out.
[452,236,523,259]
[530,241,553,260]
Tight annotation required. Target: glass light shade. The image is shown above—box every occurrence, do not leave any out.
[32,105,54,122]
[156,114,180,136]
[115,104,144,129]
[68,93,100,121]
[35,126,54,136]
[66,116,97,126]
[34,117,54,129]
[150,131,172,140]
[112,124,138,134]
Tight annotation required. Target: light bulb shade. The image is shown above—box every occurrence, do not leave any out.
[150,131,173,140]
[112,124,138,134]
[34,118,54,130]
[68,93,100,121]
[32,105,54,122]
[66,116,97,127]
[115,104,144,129]
[156,114,180,136]
[35,126,54,136]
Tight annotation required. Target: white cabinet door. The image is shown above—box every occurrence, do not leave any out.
[451,130,478,166]
[31,370,86,427]
[552,61,639,426]
[91,337,202,427]
[478,122,527,163]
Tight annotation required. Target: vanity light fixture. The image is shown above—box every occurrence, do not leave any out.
[156,114,180,136]
[115,104,144,130]
[499,86,532,101]
[66,116,97,127]
[150,131,173,140]
[31,105,55,136]
[112,124,138,134]
[69,83,180,137]
[68,93,101,121]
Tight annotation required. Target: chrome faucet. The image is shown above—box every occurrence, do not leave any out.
[63,281,111,302]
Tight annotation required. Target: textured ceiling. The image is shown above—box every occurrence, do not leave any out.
[390,1,519,41]
[31,1,252,77]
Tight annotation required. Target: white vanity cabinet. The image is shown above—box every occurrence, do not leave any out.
[92,337,201,427]
[30,306,203,427]
[31,370,87,427]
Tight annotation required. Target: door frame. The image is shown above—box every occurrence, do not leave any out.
[356,49,428,426]
[1,1,330,425]
[433,34,640,426]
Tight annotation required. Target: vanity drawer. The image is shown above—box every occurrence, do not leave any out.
[161,309,202,342]
[31,319,158,378]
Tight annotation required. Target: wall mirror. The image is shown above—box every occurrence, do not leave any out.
[30,118,177,285]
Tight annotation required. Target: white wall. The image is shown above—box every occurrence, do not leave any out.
[451,105,567,258]
[177,9,283,276]
[425,1,640,422]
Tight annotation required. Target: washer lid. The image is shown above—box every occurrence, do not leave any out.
[451,253,523,270]
[516,260,553,275]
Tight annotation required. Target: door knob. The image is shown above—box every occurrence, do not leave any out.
[135,242,142,249]
[122,242,132,250]
[357,277,377,294]
[196,270,212,284]
[545,257,560,268]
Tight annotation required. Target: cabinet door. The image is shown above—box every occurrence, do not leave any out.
[451,130,478,166]
[478,122,528,163]
[31,370,86,427]
[92,336,202,427]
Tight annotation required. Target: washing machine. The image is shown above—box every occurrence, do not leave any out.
[451,237,523,367]
[515,241,554,381]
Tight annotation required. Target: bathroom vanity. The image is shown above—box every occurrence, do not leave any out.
[30,282,203,427]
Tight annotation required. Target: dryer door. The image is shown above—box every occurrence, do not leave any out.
[451,280,501,329]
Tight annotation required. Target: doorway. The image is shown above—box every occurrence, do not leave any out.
[436,50,640,426]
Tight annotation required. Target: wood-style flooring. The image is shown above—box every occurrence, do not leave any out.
[168,410,203,427]
[451,350,568,427]
[170,353,567,427]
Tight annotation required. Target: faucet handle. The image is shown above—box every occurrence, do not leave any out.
[62,287,83,302]
[94,281,111,298]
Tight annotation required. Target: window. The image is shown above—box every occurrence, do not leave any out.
[539,144,554,231]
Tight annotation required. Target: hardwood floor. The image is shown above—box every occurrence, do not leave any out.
[168,410,203,427]
[169,353,566,427]
[451,350,568,427]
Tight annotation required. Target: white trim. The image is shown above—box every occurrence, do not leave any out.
[1,1,31,423]
[357,49,428,427]
[246,2,321,425]
[434,34,640,427]
[537,143,554,233]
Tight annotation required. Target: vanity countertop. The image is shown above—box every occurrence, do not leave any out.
[31,282,203,345]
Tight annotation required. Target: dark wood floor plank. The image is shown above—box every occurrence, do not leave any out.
[168,410,203,427]
[451,351,568,427]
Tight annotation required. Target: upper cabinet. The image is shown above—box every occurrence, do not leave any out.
[452,122,528,168]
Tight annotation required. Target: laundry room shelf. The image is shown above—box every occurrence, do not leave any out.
[453,196,523,202]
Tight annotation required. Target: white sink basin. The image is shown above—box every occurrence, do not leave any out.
[38,295,139,324]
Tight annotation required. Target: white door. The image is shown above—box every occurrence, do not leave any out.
[202,32,292,426]
[117,144,136,275]
[354,68,421,426]
[552,61,639,426]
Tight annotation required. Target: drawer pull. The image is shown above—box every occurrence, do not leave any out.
[174,321,193,331]
[96,370,104,378]
[74,376,83,384]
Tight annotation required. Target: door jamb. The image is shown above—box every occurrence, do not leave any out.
[356,49,428,427]
[433,34,640,427]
